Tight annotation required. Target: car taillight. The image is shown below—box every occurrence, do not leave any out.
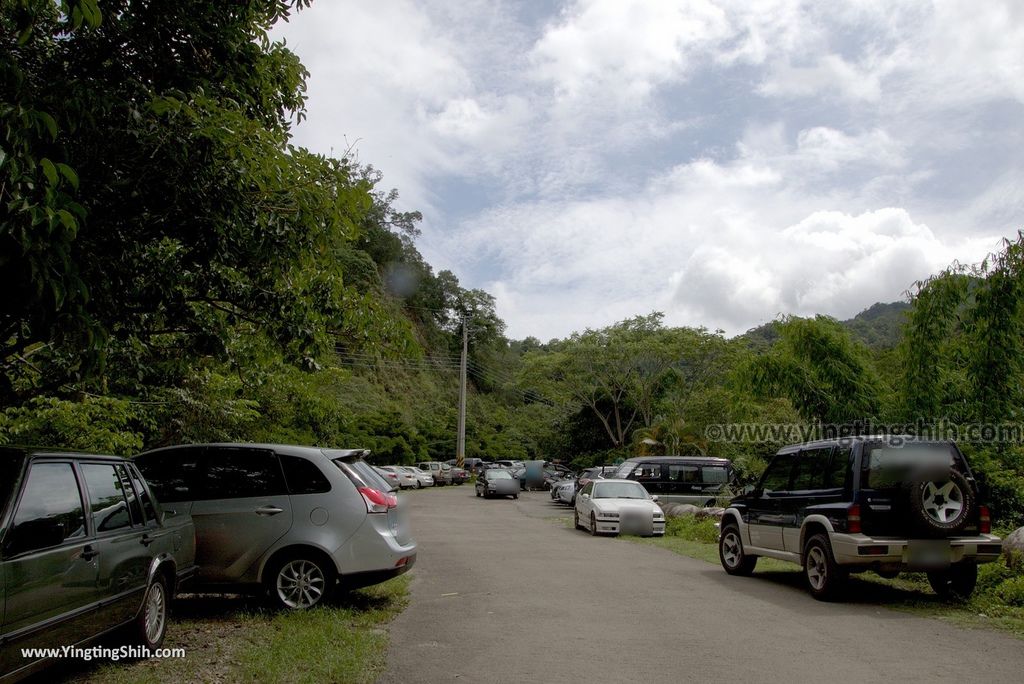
[979,505,991,534]
[359,486,398,513]
[847,504,861,534]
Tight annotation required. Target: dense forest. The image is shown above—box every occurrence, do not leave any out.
[2,1,1022,524]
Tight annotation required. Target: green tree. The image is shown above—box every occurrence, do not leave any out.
[746,316,884,425]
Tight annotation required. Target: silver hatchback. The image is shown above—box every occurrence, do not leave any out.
[134,444,416,610]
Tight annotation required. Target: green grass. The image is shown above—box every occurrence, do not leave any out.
[63,575,411,683]
[629,517,1024,639]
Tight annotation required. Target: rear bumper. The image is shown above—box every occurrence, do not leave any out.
[340,554,416,590]
[830,533,1002,567]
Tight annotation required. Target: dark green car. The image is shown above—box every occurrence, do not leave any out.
[0,447,196,680]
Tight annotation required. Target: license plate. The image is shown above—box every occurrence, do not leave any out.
[620,512,653,536]
[907,540,950,569]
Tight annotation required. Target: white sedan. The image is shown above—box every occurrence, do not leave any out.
[574,479,665,537]
[400,466,435,488]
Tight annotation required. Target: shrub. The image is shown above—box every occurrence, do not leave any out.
[665,515,719,544]
[994,576,1024,607]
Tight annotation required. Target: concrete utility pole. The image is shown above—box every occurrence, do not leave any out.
[456,316,468,468]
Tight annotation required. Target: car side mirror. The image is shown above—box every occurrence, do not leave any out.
[580,493,590,499]
[651,494,659,502]
[740,485,756,496]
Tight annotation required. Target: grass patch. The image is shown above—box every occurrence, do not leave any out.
[630,516,1024,639]
[65,575,411,683]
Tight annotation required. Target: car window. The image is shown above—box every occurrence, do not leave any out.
[486,469,512,480]
[0,450,23,516]
[669,464,699,482]
[127,465,159,524]
[634,463,662,481]
[343,459,394,491]
[614,461,636,479]
[205,447,287,499]
[581,481,594,496]
[593,482,649,499]
[790,447,835,491]
[81,463,133,532]
[134,447,204,503]
[700,466,729,485]
[116,463,146,525]
[280,454,332,495]
[5,462,87,556]
[759,453,797,493]
[864,443,954,489]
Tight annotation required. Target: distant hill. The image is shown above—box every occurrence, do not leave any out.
[740,301,912,351]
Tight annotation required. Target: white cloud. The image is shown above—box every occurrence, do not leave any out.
[273,1,1024,340]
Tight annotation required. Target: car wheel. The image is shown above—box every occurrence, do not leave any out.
[590,512,599,536]
[803,534,848,601]
[132,574,168,649]
[905,470,973,537]
[476,488,481,497]
[513,493,519,500]
[719,523,757,576]
[574,510,583,530]
[267,555,334,610]
[928,563,978,600]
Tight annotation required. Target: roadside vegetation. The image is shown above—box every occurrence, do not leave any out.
[58,577,410,684]
[632,519,1024,638]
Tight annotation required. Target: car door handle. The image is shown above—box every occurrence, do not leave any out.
[80,545,99,561]
[255,505,284,516]
[140,534,154,546]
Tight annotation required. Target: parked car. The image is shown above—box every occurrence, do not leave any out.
[719,436,1002,601]
[615,456,733,505]
[135,444,416,610]
[1,447,196,681]
[379,466,418,489]
[550,478,576,504]
[574,479,666,537]
[374,466,402,490]
[402,466,434,488]
[416,461,453,486]
[449,466,471,485]
[570,466,619,505]
[475,468,520,499]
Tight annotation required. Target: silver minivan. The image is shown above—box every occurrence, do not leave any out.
[134,444,416,610]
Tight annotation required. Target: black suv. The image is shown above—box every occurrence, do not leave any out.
[719,437,1002,600]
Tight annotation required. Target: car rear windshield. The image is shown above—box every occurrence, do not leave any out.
[486,469,512,479]
[593,482,648,499]
[0,450,24,514]
[336,459,394,491]
[864,442,956,489]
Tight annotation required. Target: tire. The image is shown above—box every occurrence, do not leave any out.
[513,493,519,500]
[266,554,335,610]
[906,470,974,537]
[417,481,423,489]
[803,534,848,601]
[928,563,978,600]
[574,510,583,530]
[719,523,757,576]
[476,488,481,497]
[590,513,598,536]
[132,575,168,650]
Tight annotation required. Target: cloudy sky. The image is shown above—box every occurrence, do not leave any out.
[273,0,1024,340]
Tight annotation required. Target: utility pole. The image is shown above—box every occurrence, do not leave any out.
[456,316,468,468]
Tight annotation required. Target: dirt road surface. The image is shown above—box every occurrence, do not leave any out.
[380,485,1023,684]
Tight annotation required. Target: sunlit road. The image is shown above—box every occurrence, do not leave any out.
[380,485,1023,684]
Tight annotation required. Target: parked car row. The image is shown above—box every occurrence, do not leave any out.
[1,443,418,681]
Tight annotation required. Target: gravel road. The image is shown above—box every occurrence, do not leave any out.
[380,485,1023,683]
